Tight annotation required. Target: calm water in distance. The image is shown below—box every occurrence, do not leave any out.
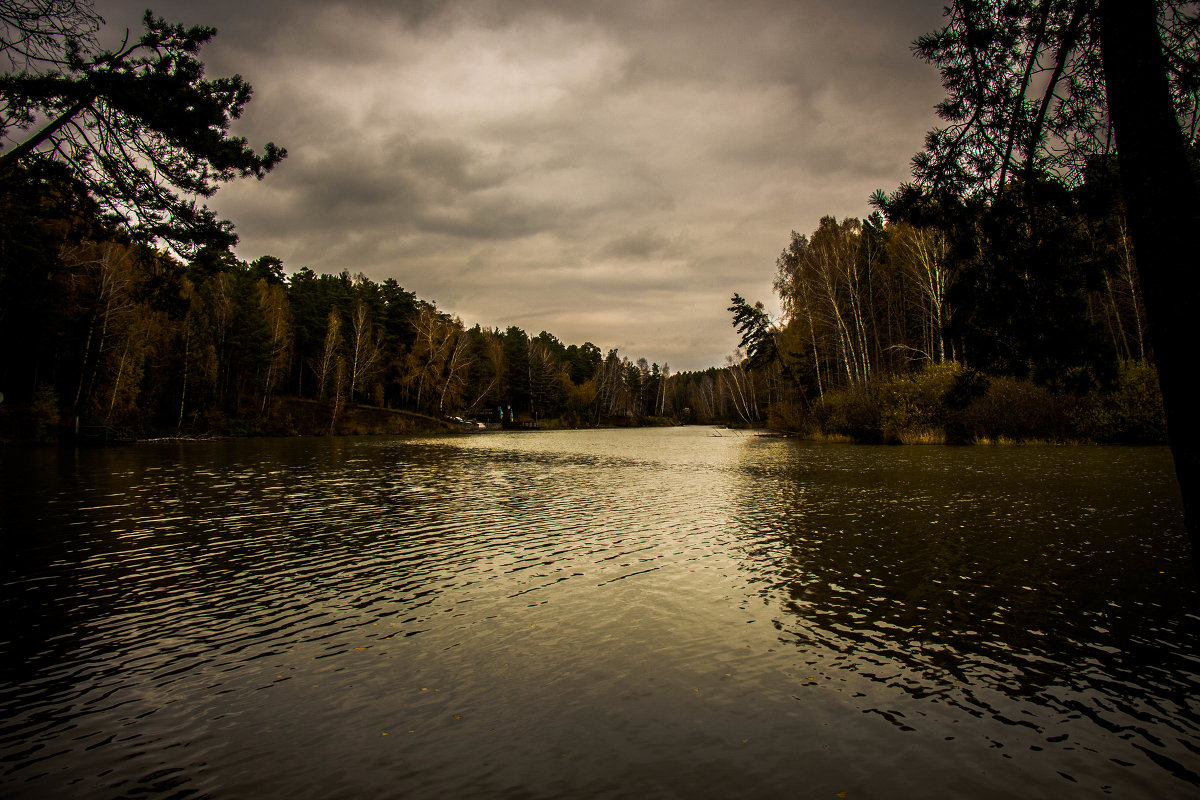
[2,426,1198,799]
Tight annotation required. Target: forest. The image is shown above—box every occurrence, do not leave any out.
[720,0,1200,451]
[725,163,1169,445]
[0,158,723,440]
[0,6,784,442]
[0,1,1192,449]
[0,151,1171,444]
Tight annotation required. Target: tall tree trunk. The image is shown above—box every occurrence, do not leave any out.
[178,323,190,432]
[107,337,130,421]
[1118,221,1146,361]
[74,311,98,410]
[1101,270,1130,361]
[808,314,824,399]
[1100,0,1200,562]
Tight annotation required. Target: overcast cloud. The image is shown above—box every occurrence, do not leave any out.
[96,0,947,371]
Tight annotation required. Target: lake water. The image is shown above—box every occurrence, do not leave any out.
[2,426,1198,798]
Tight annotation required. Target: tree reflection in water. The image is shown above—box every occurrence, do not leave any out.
[733,441,1200,786]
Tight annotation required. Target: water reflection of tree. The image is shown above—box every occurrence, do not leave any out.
[731,444,1200,741]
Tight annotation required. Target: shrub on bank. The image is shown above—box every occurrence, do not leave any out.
[808,362,969,443]
[766,399,808,433]
[876,362,970,443]
[0,386,64,444]
[1076,360,1166,444]
[772,360,1165,445]
[954,376,1072,443]
[810,385,884,442]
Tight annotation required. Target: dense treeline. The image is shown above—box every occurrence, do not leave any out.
[726,162,1169,443]
[0,0,1183,450]
[0,4,769,441]
[0,162,712,441]
[0,160,807,441]
[0,159,1172,443]
[718,0,1200,450]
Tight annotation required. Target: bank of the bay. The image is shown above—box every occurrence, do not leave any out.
[760,359,1167,446]
[2,359,1167,448]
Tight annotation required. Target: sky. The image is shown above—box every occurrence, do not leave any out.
[96,0,948,372]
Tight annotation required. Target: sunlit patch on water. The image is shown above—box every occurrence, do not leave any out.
[1,428,1197,798]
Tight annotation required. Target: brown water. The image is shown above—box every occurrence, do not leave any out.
[1,427,1197,798]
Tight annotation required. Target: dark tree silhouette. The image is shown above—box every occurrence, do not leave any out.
[1100,0,1200,562]
[729,292,805,398]
[914,0,1200,560]
[1,8,285,256]
[0,0,102,70]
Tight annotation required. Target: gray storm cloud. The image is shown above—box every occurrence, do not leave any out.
[95,0,946,370]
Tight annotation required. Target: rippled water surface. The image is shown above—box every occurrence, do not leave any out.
[2,427,1198,798]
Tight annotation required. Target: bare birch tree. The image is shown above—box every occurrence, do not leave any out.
[59,240,136,413]
[316,308,341,401]
[257,279,292,414]
[349,298,383,403]
[889,223,951,363]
